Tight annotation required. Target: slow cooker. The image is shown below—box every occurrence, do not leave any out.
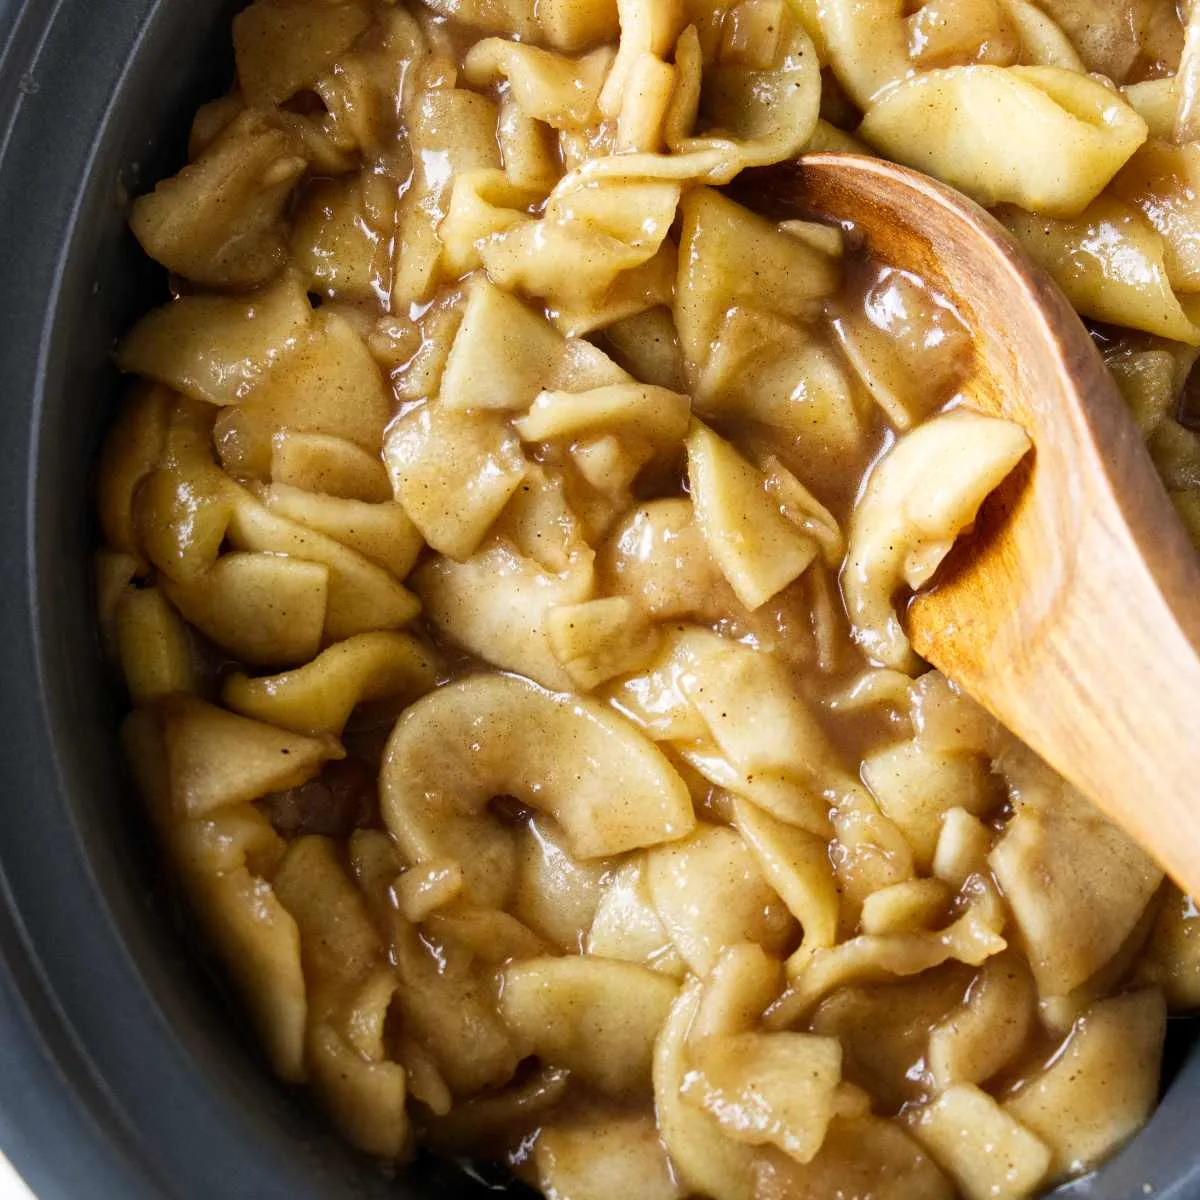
[0,1,1197,1196]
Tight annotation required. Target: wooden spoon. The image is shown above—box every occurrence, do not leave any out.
[745,152,1200,896]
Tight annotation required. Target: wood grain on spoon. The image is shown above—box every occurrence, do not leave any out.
[745,152,1200,897]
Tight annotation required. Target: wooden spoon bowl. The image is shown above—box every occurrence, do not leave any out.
[743,152,1200,896]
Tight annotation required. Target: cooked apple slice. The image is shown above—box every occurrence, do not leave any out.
[95,549,140,658]
[128,111,307,289]
[272,834,388,1003]
[159,695,342,818]
[215,308,391,477]
[440,277,567,410]
[534,1108,683,1200]
[290,175,385,303]
[135,464,235,584]
[988,800,1161,996]
[168,799,285,879]
[545,595,660,688]
[180,847,309,1083]
[222,631,438,735]
[348,832,526,1098]
[654,982,759,1200]
[807,963,972,1112]
[927,950,1036,1089]
[118,272,312,406]
[690,943,785,1041]
[264,482,423,579]
[770,894,1007,1032]
[551,242,677,337]
[122,712,309,1087]
[511,816,611,952]
[752,453,846,567]
[381,673,694,906]
[415,542,593,691]
[437,168,539,278]
[160,551,329,666]
[1005,197,1200,344]
[424,905,549,964]
[862,738,1001,869]
[270,431,392,502]
[515,382,691,444]
[646,824,795,975]
[675,187,840,370]
[931,807,994,886]
[497,95,562,192]
[859,877,952,936]
[535,0,620,49]
[227,490,420,639]
[97,381,171,562]
[439,275,628,410]
[682,1032,842,1164]
[700,308,868,455]
[587,857,687,976]
[272,834,410,1156]
[392,861,464,924]
[1137,885,1200,1009]
[423,1068,569,1158]
[755,1114,954,1200]
[495,463,590,573]
[686,420,819,609]
[384,401,529,560]
[1005,989,1166,1179]
[668,627,834,781]
[234,0,373,108]
[172,807,306,1082]
[500,956,678,1095]
[732,798,839,966]
[860,67,1148,218]
[599,498,738,622]
[909,1084,1051,1200]
[308,1016,410,1159]
[115,587,196,704]
[462,41,614,131]
[844,408,1031,672]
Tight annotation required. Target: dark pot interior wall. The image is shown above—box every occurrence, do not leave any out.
[0,2,1196,1198]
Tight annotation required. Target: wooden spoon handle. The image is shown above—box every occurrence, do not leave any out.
[918,433,1200,898]
[749,155,1200,896]
[980,511,1200,886]
[896,167,1200,897]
